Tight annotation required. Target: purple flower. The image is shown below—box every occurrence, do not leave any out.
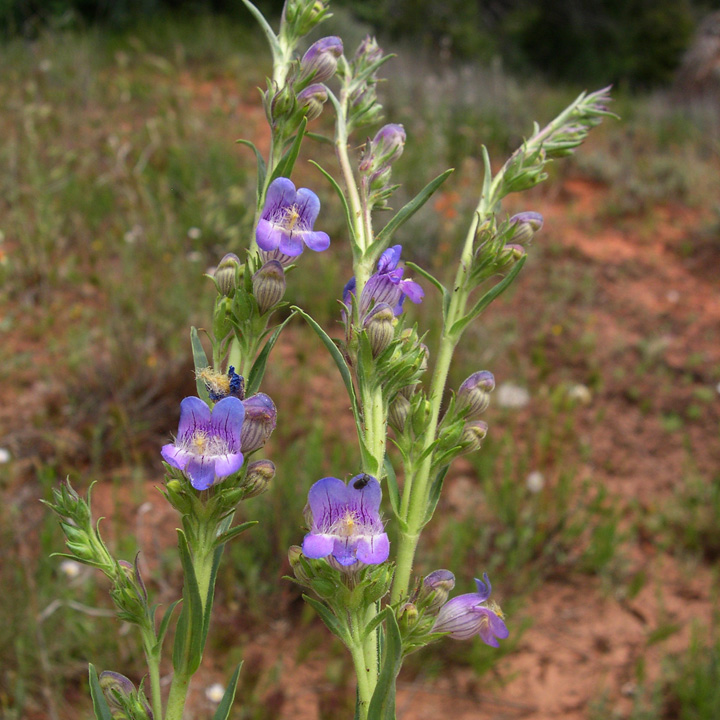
[161,396,245,491]
[344,245,424,318]
[256,177,330,257]
[302,475,389,566]
[299,36,343,84]
[432,573,509,647]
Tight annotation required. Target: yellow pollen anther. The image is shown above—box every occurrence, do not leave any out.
[192,431,208,452]
[284,206,301,231]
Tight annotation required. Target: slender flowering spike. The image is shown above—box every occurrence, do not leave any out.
[508,211,543,246]
[296,83,328,121]
[256,178,330,257]
[344,245,424,319]
[299,36,343,84]
[253,260,286,313]
[302,475,390,566]
[214,253,241,296]
[433,573,509,646]
[161,396,245,491]
[457,371,495,417]
[240,393,277,453]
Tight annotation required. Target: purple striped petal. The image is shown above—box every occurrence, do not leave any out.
[178,396,211,440]
[302,531,335,559]
[307,476,349,529]
[210,396,245,451]
[214,452,245,479]
[356,532,389,564]
[185,456,216,490]
[263,177,297,218]
[256,218,282,252]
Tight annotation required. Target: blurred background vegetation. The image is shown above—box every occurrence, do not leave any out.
[1,0,718,86]
[1,1,720,719]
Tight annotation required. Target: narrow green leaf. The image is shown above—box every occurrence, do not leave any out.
[302,595,348,642]
[450,256,527,337]
[309,160,359,252]
[88,664,113,720]
[153,599,182,655]
[236,138,267,207]
[383,455,401,520]
[480,145,493,211]
[424,465,450,526]
[404,261,447,298]
[292,307,364,435]
[270,117,307,183]
[374,169,454,250]
[306,131,333,145]
[173,530,204,674]
[214,520,258,548]
[367,609,403,720]
[190,327,211,404]
[246,311,297,396]
[211,663,244,720]
[240,0,281,58]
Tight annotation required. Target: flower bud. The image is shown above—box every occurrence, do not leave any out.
[420,569,455,613]
[243,459,275,498]
[397,601,419,628]
[354,35,383,67]
[296,83,328,121]
[363,302,395,357]
[460,420,488,453]
[388,392,411,431]
[499,243,526,266]
[240,393,277,453]
[214,253,241,296]
[411,398,432,437]
[270,84,295,121]
[299,36,343,84]
[508,211,543,246]
[252,260,286,313]
[283,0,329,37]
[457,370,495,417]
[360,123,406,176]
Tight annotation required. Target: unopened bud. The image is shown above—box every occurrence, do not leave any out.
[460,420,488,453]
[457,371,495,417]
[508,211,543,246]
[240,393,277,453]
[389,393,411,431]
[299,36,343,84]
[214,253,241,296]
[243,459,275,498]
[296,83,328,121]
[397,602,419,628]
[499,243,526,265]
[411,398,432,437]
[252,260,286,313]
[270,84,295,121]
[421,569,455,613]
[360,123,406,176]
[363,303,395,357]
[354,35,383,67]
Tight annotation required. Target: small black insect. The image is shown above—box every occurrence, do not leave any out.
[353,474,372,489]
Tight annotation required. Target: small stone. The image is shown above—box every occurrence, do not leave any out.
[496,382,530,409]
[526,471,545,493]
[205,683,225,703]
[0,448,9,463]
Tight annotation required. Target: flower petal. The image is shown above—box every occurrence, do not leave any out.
[346,474,382,524]
[400,279,424,304]
[295,187,321,228]
[161,444,192,470]
[185,455,216,490]
[355,532,389,564]
[210,396,245,450]
[473,573,492,602]
[378,245,402,273]
[213,452,244,479]
[278,229,305,257]
[263,177,297,218]
[302,531,335,559]
[256,219,282,251]
[177,396,211,440]
[301,229,331,252]
[332,536,359,565]
[307,477,349,529]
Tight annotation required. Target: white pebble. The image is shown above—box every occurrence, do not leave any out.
[205,683,225,703]
[0,448,10,463]
[496,382,530,409]
[60,559,83,579]
[526,471,545,493]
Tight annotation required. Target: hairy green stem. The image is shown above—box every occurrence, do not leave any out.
[349,611,373,720]
[140,627,163,720]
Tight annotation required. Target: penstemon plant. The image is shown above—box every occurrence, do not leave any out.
[44,1,615,718]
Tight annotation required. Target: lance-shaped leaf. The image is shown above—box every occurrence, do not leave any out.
[450,256,526,338]
[423,465,450,527]
[190,327,212,404]
[270,117,308,184]
[303,594,350,643]
[372,169,454,253]
[367,609,403,720]
[246,311,297,396]
[172,530,204,674]
[211,663,244,720]
[88,664,113,720]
